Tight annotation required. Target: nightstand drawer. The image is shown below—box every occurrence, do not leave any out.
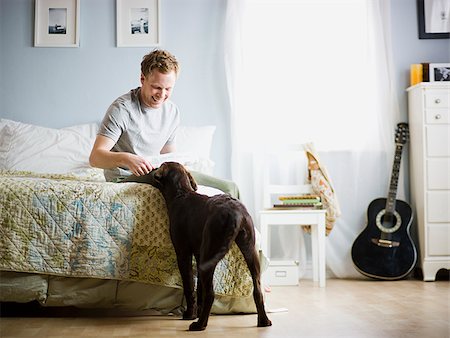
[426,109,449,124]
[427,159,450,189]
[426,125,450,157]
[425,90,449,108]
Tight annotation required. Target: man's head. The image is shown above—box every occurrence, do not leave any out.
[141,49,180,77]
[140,49,179,109]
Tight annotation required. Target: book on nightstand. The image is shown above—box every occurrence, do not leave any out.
[273,194,323,209]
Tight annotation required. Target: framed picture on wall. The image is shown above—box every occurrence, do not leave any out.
[429,63,450,81]
[34,0,80,47]
[417,0,450,39]
[116,0,161,47]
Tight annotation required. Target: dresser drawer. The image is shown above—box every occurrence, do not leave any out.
[427,159,450,189]
[427,191,450,222]
[426,125,450,157]
[426,109,449,124]
[425,90,449,108]
[427,224,450,256]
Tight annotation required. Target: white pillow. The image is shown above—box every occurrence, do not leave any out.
[0,119,216,175]
[146,152,215,175]
[176,125,216,159]
[0,119,98,174]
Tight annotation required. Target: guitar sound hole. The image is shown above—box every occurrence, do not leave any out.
[376,209,402,233]
[381,215,396,229]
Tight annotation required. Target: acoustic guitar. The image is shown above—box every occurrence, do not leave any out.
[351,123,417,280]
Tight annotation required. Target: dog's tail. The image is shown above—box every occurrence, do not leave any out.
[198,211,243,272]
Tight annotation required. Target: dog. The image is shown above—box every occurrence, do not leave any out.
[127,162,272,331]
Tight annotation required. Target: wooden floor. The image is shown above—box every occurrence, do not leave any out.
[1,278,449,338]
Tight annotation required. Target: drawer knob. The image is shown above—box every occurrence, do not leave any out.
[435,98,441,104]
[435,114,442,120]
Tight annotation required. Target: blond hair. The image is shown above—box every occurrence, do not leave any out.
[141,49,179,77]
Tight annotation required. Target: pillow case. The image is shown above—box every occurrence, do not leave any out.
[176,125,216,159]
[146,152,215,176]
[0,119,98,174]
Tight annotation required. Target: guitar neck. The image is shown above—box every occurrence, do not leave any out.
[385,144,404,214]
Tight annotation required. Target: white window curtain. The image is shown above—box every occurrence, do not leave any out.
[224,0,405,278]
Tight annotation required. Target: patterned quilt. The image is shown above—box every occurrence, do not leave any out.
[0,171,253,298]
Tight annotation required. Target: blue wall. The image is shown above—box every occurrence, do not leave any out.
[391,0,450,119]
[1,0,449,179]
[0,0,230,177]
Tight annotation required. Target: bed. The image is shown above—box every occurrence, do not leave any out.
[0,118,257,314]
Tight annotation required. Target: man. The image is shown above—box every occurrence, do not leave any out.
[90,49,239,198]
[90,49,180,182]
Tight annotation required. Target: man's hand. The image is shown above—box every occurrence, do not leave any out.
[89,135,154,175]
[125,153,154,176]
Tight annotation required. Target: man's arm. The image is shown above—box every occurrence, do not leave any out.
[89,135,153,176]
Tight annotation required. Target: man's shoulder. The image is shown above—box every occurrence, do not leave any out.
[108,88,140,116]
[112,88,139,107]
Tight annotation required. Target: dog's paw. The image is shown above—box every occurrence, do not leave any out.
[182,310,197,320]
[257,318,272,327]
[189,321,206,331]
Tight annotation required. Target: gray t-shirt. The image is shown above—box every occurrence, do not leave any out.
[98,87,180,181]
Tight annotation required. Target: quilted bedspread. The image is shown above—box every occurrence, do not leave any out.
[0,171,253,298]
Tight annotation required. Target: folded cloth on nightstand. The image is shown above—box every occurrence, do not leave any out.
[303,143,341,235]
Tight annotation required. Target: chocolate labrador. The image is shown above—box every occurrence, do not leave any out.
[129,162,272,331]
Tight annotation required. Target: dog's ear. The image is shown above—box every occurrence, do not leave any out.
[152,165,166,189]
[154,170,162,181]
[186,170,198,191]
[151,171,162,189]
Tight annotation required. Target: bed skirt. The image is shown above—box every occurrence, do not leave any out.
[0,271,257,314]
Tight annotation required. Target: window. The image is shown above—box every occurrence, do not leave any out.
[238,0,381,151]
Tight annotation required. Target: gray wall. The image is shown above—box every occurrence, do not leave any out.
[1,0,449,179]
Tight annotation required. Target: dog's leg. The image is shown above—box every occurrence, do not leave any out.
[189,267,215,331]
[235,231,272,327]
[175,254,197,320]
[194,254,203,318]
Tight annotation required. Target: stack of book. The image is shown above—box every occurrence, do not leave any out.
[273,194,323,209]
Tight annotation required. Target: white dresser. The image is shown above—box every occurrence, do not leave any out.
[407,82,450,281]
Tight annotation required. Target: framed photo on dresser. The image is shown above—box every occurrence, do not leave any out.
[429,63,450,81]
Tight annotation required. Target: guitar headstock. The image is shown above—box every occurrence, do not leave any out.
[395,123,409,145]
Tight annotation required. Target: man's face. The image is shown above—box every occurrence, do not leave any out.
[140,70,177,109]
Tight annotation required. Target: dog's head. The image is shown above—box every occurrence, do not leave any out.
[153,162,198,193]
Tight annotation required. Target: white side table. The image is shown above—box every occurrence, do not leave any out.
[260,209,327,287]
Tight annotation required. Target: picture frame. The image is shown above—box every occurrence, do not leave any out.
[116,0,161,47]
[34,0,80,47]
[417,0,450,39]
[429,63,450,81]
